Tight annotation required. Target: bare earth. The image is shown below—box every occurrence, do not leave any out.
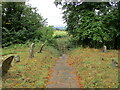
[47,54,80,88]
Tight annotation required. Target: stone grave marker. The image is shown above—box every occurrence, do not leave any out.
[38,43,45,53]
[2,55,14,76]
[14,55,20,63]
[103,45,107,52]
[29,43,35,58]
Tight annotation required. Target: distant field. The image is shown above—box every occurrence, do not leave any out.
[67,47,118,88]
[53,30,68,38]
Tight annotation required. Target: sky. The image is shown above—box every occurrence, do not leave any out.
[26,0,66,27]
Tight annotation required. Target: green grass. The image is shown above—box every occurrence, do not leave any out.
[2,42,60,88]
[67,47,118,88]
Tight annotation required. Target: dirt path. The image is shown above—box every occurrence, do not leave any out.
[47,54,80,88]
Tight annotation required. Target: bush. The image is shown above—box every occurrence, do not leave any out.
[35,26,54,42]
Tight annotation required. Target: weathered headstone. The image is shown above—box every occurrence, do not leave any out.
[103,45,107,52]
[38,43,45,53]
[2,55,14,76]
[29,43,35,58]
[112,59,118,68]
[14,55,20,63]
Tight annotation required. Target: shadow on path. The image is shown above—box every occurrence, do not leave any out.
[47,54,80,88]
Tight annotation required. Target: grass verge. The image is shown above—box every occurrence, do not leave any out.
[67,47,118,88]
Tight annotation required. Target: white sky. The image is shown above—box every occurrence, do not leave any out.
[26,0,66,27]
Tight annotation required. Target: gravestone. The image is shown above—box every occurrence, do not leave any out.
[103,45,107,52]
[2,55,14,76]
[38,43,45,53]
[14,55,20,63]
[112,59,118,68]
[29,43,35,58]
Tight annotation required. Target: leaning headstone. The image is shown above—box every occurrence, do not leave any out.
[14,55,20,63]
[38,43,45,53]
[29,43,35,58]
[103,45,107,52]
[2,55,14,76]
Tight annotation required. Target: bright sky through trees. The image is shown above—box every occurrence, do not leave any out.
[26,0,66,27]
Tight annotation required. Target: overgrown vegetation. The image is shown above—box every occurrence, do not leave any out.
[2,2,53,47]
[67,47,118,88]
[55,1,120,49]
[52,30,70,54]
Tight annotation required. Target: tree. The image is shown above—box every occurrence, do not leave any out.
[2,2,46,47]
[55,0,120,49]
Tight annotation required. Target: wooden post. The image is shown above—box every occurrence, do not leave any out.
[103,45,107,52]
[29,43,35,58]
[38,43,45,53]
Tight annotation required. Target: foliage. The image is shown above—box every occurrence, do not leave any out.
[55,36,70,54]
[2,2,46,47]
[35,26,54,42]
[56,1,120,49]
[35,25,61,49]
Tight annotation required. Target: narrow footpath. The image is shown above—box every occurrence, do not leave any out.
[47,54,80,88]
